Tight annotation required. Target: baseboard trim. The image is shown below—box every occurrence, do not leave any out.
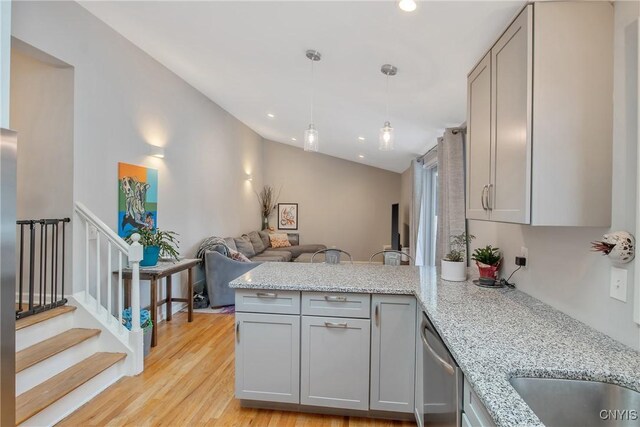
[240,399,415,421]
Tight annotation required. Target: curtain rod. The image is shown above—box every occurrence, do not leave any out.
[417,126,467,162]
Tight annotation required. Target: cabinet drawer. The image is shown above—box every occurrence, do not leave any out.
[463,378,495,427]
[235,289,300,315]
[301,292,370,318]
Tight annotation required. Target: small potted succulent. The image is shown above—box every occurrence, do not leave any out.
[126,227,180,267]
[471,245,502,281]
[441,232,475,281]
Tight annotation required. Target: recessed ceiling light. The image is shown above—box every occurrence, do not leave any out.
[358,137,365,141]
[291,137,297,141]
[358,154,365,159]
[398,0,417,12]
[267,113,275,118]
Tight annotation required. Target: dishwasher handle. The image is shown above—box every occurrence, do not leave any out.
[420,318,455,376]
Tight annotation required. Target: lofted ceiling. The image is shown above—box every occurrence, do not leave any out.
[80,1,525,173]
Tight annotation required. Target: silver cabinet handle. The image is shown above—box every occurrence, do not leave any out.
[324,321,348,328]
[481,185,488,210]
[420,320,454,376]
[256,292,277,298]
[375,304,380,327]
[236,322,240,342]
[324,295,347,302]
[487,184,493,210]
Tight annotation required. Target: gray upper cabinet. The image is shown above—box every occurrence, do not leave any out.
[466,2,613,226]
[370,295,416,413]
[235,312,300,404]
[466,53,492,221]
[490,6,531,224]
[301,316,371,410]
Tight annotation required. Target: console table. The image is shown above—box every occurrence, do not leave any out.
[118,258,201,347]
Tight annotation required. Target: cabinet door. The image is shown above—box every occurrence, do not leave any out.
[466,52,492,220]
[235,313,300,403]
[301,316,370,410]
[370,295,416,413]
[490,5,532,224]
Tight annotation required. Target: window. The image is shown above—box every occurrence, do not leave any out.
[416,159,438,266]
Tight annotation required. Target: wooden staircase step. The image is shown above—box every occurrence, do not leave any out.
[16,352,126,425]
[16,306,76,331]
[16,328,101,373]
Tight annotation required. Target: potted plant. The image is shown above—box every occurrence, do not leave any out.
[122,308,153,357]
[471,245,502,280]
[441,232,475,281]
[126,227,180,267]
[255,185,281,230]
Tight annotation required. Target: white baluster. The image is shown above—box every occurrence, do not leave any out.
[128,233,144,374]
[107,241,112,321]
[85,222,89,302]
[129,233,143,332]
[96,232,101,312]
[118,252,123,333]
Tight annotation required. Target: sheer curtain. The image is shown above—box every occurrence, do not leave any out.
[412,149,438,266]
[409,160,423,264]
[435,129,466,264]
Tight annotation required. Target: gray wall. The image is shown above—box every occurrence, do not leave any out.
[263,140,401,261]
[11,48,74,221]
[0,1,10,128]
[468,2,640,349]
[11,1,265,303]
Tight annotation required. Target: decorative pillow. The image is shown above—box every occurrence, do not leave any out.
[269,233,291,248]
[223,237,237,252]
[229,249,251,262]
[258,230,271,248]
[234,235,256,258]
[247,230,266,254]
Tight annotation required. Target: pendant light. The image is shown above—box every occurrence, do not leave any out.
[379,64,397,151]
[304,50,321,152]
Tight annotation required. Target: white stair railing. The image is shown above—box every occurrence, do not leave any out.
[74,202,144,374]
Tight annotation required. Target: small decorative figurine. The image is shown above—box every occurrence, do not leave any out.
[591,231,635,266]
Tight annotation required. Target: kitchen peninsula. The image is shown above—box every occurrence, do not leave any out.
[230,263,640,427]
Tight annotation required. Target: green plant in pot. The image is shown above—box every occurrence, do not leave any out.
[126,228,180,267]
[471,245,502,281]
[441,232,475,282]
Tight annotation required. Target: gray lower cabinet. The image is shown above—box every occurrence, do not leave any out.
[370,295,416,413]
[300,315,371,410]
[463,378,495,427]
[235,312,300,404]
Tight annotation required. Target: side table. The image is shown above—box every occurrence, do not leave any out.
[117,258,201,347]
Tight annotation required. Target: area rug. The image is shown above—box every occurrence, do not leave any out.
[191,305,235,314]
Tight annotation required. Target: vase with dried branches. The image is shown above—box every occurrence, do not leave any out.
[255,185,281,230]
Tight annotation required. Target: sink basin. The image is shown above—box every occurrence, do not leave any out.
[509,377,640,426]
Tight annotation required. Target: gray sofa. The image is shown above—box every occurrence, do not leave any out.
[205,231,326,307]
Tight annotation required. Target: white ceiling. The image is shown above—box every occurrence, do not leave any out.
[80,1,525,173]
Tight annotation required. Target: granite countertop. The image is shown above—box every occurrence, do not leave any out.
[229,262,418,294]
[231,263,640,426]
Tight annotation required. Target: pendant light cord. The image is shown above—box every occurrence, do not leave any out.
[310,58,315,124]
[385,73,390,121]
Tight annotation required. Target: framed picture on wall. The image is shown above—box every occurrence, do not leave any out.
[278,203,298,230]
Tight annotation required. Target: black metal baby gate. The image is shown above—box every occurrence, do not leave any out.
[16,218,70,320]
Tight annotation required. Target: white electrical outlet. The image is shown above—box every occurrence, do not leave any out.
[520,246,528,268]
[610,267,628,302]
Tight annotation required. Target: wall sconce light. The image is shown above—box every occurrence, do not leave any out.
[148,145,165,159]
[245,173,253,182]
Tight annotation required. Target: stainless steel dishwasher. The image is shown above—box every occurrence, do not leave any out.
[420,311,463,427]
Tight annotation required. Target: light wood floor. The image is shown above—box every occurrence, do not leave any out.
[59,312,416,427]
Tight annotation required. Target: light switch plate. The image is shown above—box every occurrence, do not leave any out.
[610,267,628,302]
